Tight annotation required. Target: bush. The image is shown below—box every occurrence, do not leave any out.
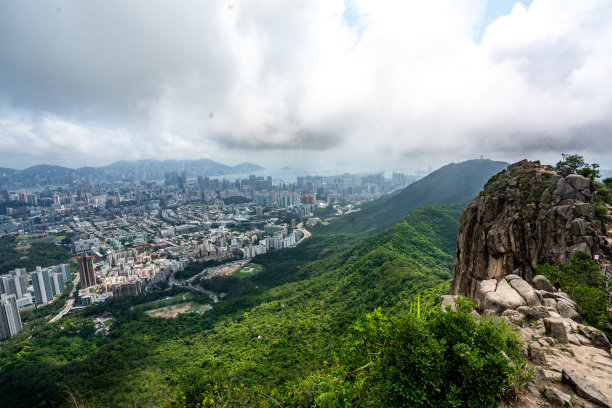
[300,297,527,407]
[536,252,611,337]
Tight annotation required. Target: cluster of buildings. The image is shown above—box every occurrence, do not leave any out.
[0,263,72,340]
[0,169,420,339]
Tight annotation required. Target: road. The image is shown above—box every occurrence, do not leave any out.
[49,274,80,323]
[168,260,252,303]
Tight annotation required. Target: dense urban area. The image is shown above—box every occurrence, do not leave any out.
[0,167,417,341]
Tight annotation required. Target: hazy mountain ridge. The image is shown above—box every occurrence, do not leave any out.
[0,159,264,186]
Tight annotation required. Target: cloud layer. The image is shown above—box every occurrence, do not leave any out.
[1,0,611,170]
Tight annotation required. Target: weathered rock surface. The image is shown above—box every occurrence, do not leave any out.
[543,386,573,407]
[530,343,547,365]
[580,326,612,352]
[510,277,542,306]
[482,278,526,312]
[475,279,497,307]
[562,369,610,407]
[556,299,582,322]
[532,275,556,292]
[544,318,570,344]
[451,160,607,299]
[517,305,550,320]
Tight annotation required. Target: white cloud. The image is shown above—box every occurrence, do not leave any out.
[0,0,611,170]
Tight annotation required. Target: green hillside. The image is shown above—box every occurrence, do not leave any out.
[0,159,511,407]
[252,159,507,287]
[322,159,508,237]
[0,205,460,407]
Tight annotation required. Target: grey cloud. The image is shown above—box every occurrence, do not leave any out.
[1,1,612,170]
[0,1,236,124]
[214,127,343,151]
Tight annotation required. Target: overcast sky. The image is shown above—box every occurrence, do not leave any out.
[1,0,612,172]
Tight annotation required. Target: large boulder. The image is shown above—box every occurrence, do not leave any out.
[562,369,610,407]
[543,318,569,344]
[482,279,526,312]
[532,275,556,292]
[509,277,541,306]
[474,279,497,309]
[556,299,582,322]
[580,326,612,352]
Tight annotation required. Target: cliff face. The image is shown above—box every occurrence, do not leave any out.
[451,159,608,299]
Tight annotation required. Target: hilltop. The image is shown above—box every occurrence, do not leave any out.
[447,159,612,407]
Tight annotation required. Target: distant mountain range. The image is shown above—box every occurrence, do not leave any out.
[0,159,264,188]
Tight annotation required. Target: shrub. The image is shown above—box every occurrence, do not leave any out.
[306,297,528,407]
[536,252,611,337]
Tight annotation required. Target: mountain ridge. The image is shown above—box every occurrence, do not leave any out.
[0,158,265,186]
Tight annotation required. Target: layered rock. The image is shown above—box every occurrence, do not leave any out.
[451,160,608,299]
[459,275,612,407]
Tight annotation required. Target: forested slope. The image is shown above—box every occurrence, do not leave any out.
[0,206,460,407]
[251,159,508,287]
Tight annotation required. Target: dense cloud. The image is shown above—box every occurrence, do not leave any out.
[0,0,611,170]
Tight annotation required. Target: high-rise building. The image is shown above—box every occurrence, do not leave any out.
[0,294,23,340]
[50,273,66,296]
[9,268,28,299]
[78,254,96,288]
[54,264,71,283]
[0,271,27,300]
[31,268,53,304]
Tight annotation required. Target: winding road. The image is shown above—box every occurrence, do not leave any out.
[49,274,80,323]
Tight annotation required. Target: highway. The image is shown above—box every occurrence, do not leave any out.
[49,273,80,323]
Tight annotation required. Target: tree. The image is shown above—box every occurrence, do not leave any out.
[557,154,600,180]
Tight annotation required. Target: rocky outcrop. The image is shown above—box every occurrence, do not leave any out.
[463,275,612,407]
[450,160,608,299]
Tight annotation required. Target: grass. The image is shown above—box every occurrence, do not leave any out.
[132,292,206,312]
[145,302,211,318]
[234,263,263,279]
[16,233,47,240]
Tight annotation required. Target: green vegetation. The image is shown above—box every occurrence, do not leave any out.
[0,205,464,407]
[312,204,338,219]
[290,297,528,407]
[133,292,207,313]
[234,263,263,279]
[222,196,251,205]
[536,252,611,339]
[0,162,515,407]
[0,235,71,274]
[557,153,601,180]
[21,282,74,325]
